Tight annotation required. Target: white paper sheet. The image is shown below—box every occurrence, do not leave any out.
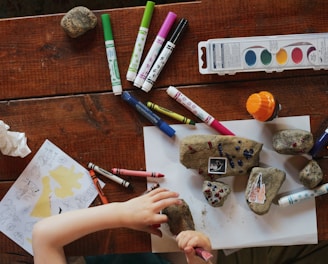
[144,116,318,252]
[0,139,101,255]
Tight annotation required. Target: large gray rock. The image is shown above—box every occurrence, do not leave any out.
[272,129,313,155]
[60,6,97,38]
[299,160,323,188]
[180,135,263,178]
[245,167,285,215]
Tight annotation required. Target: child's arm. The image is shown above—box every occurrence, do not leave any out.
[176,230,212,264]
[32,188,180,264]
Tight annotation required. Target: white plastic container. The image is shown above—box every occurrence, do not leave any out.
[198,33,328,75]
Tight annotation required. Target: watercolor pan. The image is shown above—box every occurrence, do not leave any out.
[198,33,328,75]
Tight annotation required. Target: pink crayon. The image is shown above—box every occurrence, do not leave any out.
[111,168,165,178]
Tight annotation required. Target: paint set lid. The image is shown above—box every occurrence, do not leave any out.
[246,91,280,122]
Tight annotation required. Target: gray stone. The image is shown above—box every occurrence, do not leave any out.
[272,129,313,155]
[299,160,323,188]
[162,199,195,235]
[60,6,97,38]
[202,180,231,207]
[179,135,263,178]
[245,167,285,215]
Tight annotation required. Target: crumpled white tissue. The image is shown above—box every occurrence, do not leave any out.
[0,120,31,158]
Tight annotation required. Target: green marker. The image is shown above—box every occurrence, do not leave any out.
[126,1,155,82]
[101,14,122,95]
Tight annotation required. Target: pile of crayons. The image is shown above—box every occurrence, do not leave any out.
[100,2,235,138]
[88,162,164,203]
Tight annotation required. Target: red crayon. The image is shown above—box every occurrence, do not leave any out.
[89,170,109,204]
[111,168,164,178]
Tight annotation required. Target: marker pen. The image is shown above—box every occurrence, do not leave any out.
[88,162,132,189]
[166,86,235,135]
[101,14,122,95]
[134,11,177,88]
[278,183,328,207]
[122,91,176,137]
[126,1,155,82]
[147,101,196,125]
[142,18,188,92]
[309,127,328,157]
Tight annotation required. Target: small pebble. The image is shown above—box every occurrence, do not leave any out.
[60,6,97,38]
[299,160,323,188]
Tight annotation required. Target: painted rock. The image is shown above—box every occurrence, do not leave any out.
[60,6,97,38]
[272,129,313,155]
[180,135,263,178]
[245,167,285,215]
[202,180,231,207]
[299,160,323,188]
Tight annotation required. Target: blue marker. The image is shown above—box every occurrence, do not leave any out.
[121,91,176,137]
[309,127,328,157]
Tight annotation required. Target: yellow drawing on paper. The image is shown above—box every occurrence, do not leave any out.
[30,165,83,218]
[30,177,51,218]
[51,165,83,198]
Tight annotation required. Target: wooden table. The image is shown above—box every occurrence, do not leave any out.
[0,0,327,262]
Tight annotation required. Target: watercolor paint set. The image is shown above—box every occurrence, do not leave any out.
[198,33,328,75]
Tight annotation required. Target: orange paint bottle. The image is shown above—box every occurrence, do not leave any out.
[246,91,281,122]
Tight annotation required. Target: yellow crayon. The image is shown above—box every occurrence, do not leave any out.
[147,101,196,125]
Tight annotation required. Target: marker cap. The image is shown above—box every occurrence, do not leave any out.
[141,1,155,28]
[141,81,152,92]
[246,91,280,122]
[210,119,235,136]
[158,121,176,137]
[158,12,177,38]
[169,18,188,44]
[101,14,113,41]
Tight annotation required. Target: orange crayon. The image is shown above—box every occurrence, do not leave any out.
[89,169,109,204]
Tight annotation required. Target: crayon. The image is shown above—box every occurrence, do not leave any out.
[88,162,132,190]
[89,169,109,204]
[147,101,196,125]
[112,168,164,178]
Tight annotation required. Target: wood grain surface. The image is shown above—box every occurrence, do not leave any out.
[0,0,327,262]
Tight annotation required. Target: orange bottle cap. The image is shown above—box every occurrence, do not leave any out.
[246,91,277,122]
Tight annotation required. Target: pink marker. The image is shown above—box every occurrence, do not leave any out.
[166,86,235,136]
[112,168,164,178]
[134,11,177,88]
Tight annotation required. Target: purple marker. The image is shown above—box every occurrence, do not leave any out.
[134,11,177,88]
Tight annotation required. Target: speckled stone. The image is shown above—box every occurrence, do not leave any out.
[60,6,97,38]
[245,167,285,215]
[202,180,231,207]
[272,129,313,155]
[179,135,263,178]
[299,160,323,188]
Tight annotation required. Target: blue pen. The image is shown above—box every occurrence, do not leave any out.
[309,127,328,157]
[121,91,176,137]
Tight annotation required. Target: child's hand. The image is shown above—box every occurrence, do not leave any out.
[118,188,181,236]
[176,230,212,264]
